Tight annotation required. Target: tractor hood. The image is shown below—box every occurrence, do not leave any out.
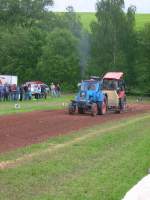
[75,80,104,103]
[76,90,97,102]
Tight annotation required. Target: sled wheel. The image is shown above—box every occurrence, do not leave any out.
[101,100,107,115]
[117,97,126,113]
[122,96,127,111]
[91,103,98,116]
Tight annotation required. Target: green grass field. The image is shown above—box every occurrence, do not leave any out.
[0,94,149,163]
[0,114,150,200]
[0,94,74,116]
[78,13,150,31]
[0,94,150,116]
[0,95,149,116]
[0,95,149,199]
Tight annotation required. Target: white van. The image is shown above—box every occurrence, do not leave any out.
[0,75,18,85]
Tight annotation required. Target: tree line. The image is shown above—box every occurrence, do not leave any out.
[0,0,149,94]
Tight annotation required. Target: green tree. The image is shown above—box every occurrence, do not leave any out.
[0,0,61,84]
[37,28,80,90]
[136,24,150,94]
[123,5,137,86]
[89,0,136,86]
[0,26,45,83]
[61,6,90,78]
[0,0,53,27]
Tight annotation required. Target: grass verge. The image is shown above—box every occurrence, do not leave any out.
[0,113,150,200]
[0,95,149,116]
[0,94,74,116]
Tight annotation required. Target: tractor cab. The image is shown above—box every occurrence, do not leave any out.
[80,80,99,91]
[102,72,126,112]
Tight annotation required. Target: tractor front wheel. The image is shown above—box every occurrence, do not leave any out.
[91,103,98,116]
[68,103,76,115]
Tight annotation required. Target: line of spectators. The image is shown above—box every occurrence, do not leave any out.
[0,83,20,101]
[50,83,61,97]
[0,82,61,102]
[0,83,48,102]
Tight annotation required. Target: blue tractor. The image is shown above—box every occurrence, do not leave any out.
[68,79,107,116]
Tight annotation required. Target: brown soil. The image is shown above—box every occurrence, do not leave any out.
[0,103,150,154]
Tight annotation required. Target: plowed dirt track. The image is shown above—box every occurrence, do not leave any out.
[0,103,150,153]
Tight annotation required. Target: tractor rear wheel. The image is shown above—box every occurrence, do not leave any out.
[91,103,98,116]
[98,99,107,115]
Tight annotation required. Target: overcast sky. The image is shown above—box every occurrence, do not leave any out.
[50,0,150,13]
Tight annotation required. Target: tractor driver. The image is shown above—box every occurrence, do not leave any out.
[88,84,95,91]
[102,79,119,90]
[111,80,118,90]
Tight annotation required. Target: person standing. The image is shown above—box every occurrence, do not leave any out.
[41,85,44,99]
[44,87,48,99]
[14,84,17,101]
[24,84,28,100]
[0,82,4,101]
[28,84,32,100]
[15,85,20,101]
[3,84,9,101]
[38,85,41,99]
[19,85,24,101]
[34,85,38,99]
[50,83,56,97]
[56,84,61,97]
